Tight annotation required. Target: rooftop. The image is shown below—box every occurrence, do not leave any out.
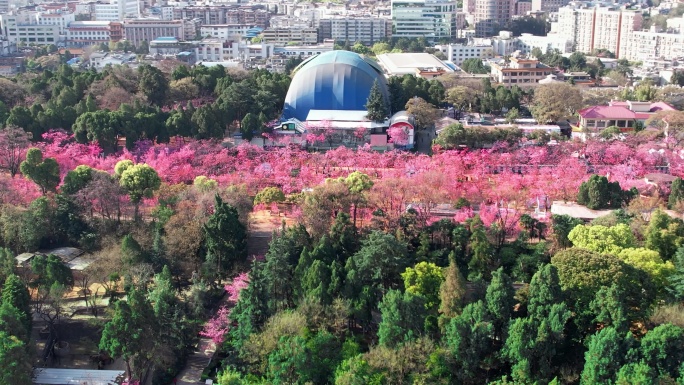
[578,105,636,119]
[376,53,453,76]
[32,368,125,385]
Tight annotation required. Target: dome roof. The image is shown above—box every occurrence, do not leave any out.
[282,50,389,121]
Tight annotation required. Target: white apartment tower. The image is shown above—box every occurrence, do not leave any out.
[0,0,9,14]
[392,0,458,41]
[556,6,642,58]
[474,0,514,37]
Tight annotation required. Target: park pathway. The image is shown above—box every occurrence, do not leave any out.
[175,211,283,384]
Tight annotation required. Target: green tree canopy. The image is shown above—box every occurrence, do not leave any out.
[377,289,427,347]
[401,261,444,312]
[568,223,635,255]
[117,162,161,220]
[577,174,631,210]
[19,148,60,194]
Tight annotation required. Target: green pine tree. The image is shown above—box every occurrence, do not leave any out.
[365,80,389,123]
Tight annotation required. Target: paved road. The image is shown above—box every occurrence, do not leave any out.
[175,338,216,385]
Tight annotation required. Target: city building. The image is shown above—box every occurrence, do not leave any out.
[0,0,8,14]
[149,37,196,55]
[37,11,75,36]
[392,0,459,41]
[474,0,514,37]
[123,19,184,47]
[516,33,573,55]
[441,42,494,65]
[93,0,140,21]
[490,57,554,85]
[172,6,269,29]
[318,16,390,45]
[555,5,642,58]
[623,28,684,62]
[575,100,675,136]
[262,27,318,45]
[67,21,115,47]
[193,38,274,61]
[531,0,568,13]
[0,14,61,44]
[283,50,389,121]
[200,24,255,41]
[515,1,532,15]
[376,52,455,77]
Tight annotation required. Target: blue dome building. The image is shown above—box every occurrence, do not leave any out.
[282,50,389,121]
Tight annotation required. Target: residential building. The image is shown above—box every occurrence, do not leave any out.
[318,16,390,45]
[474,0,514,37]
[0,14,61,44]
[123,19,184,47]
[392,0,459,41]
[226,8,269,28]
[172,6,269,29]
[269,15,313,29]
[262,27,318,45]
[93,0,140,21]
[516,1,532,15]
[516,33,573,55]
[555,5,642,58]
[183,19,201,41]
[67,21,113,47]
[490,57,554,85]
[0,0,8,14]
[442,42,494,65]
[200,24,254,41]
[623,29,684,61]
[531,0,568,13]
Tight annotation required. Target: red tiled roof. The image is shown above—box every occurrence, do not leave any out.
[649,101,676,112]
[578,105,636,119]
[635,112,651,120]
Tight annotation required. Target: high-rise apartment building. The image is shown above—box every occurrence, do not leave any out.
[0,0,9,14]
[531,0,568,13]
[318,16,390,45]
[392,0,458,41]
[555,5,642,58]
[474,0,514,37]
[623,29,684,61]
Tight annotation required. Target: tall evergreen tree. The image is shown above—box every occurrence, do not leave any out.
[486,267,516,343]
[580,327,638,385]
[364,80,389,123]
[203,194,247,280]
[444,300,495,384]
[669,177,684,209]
[439,252,467,320]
